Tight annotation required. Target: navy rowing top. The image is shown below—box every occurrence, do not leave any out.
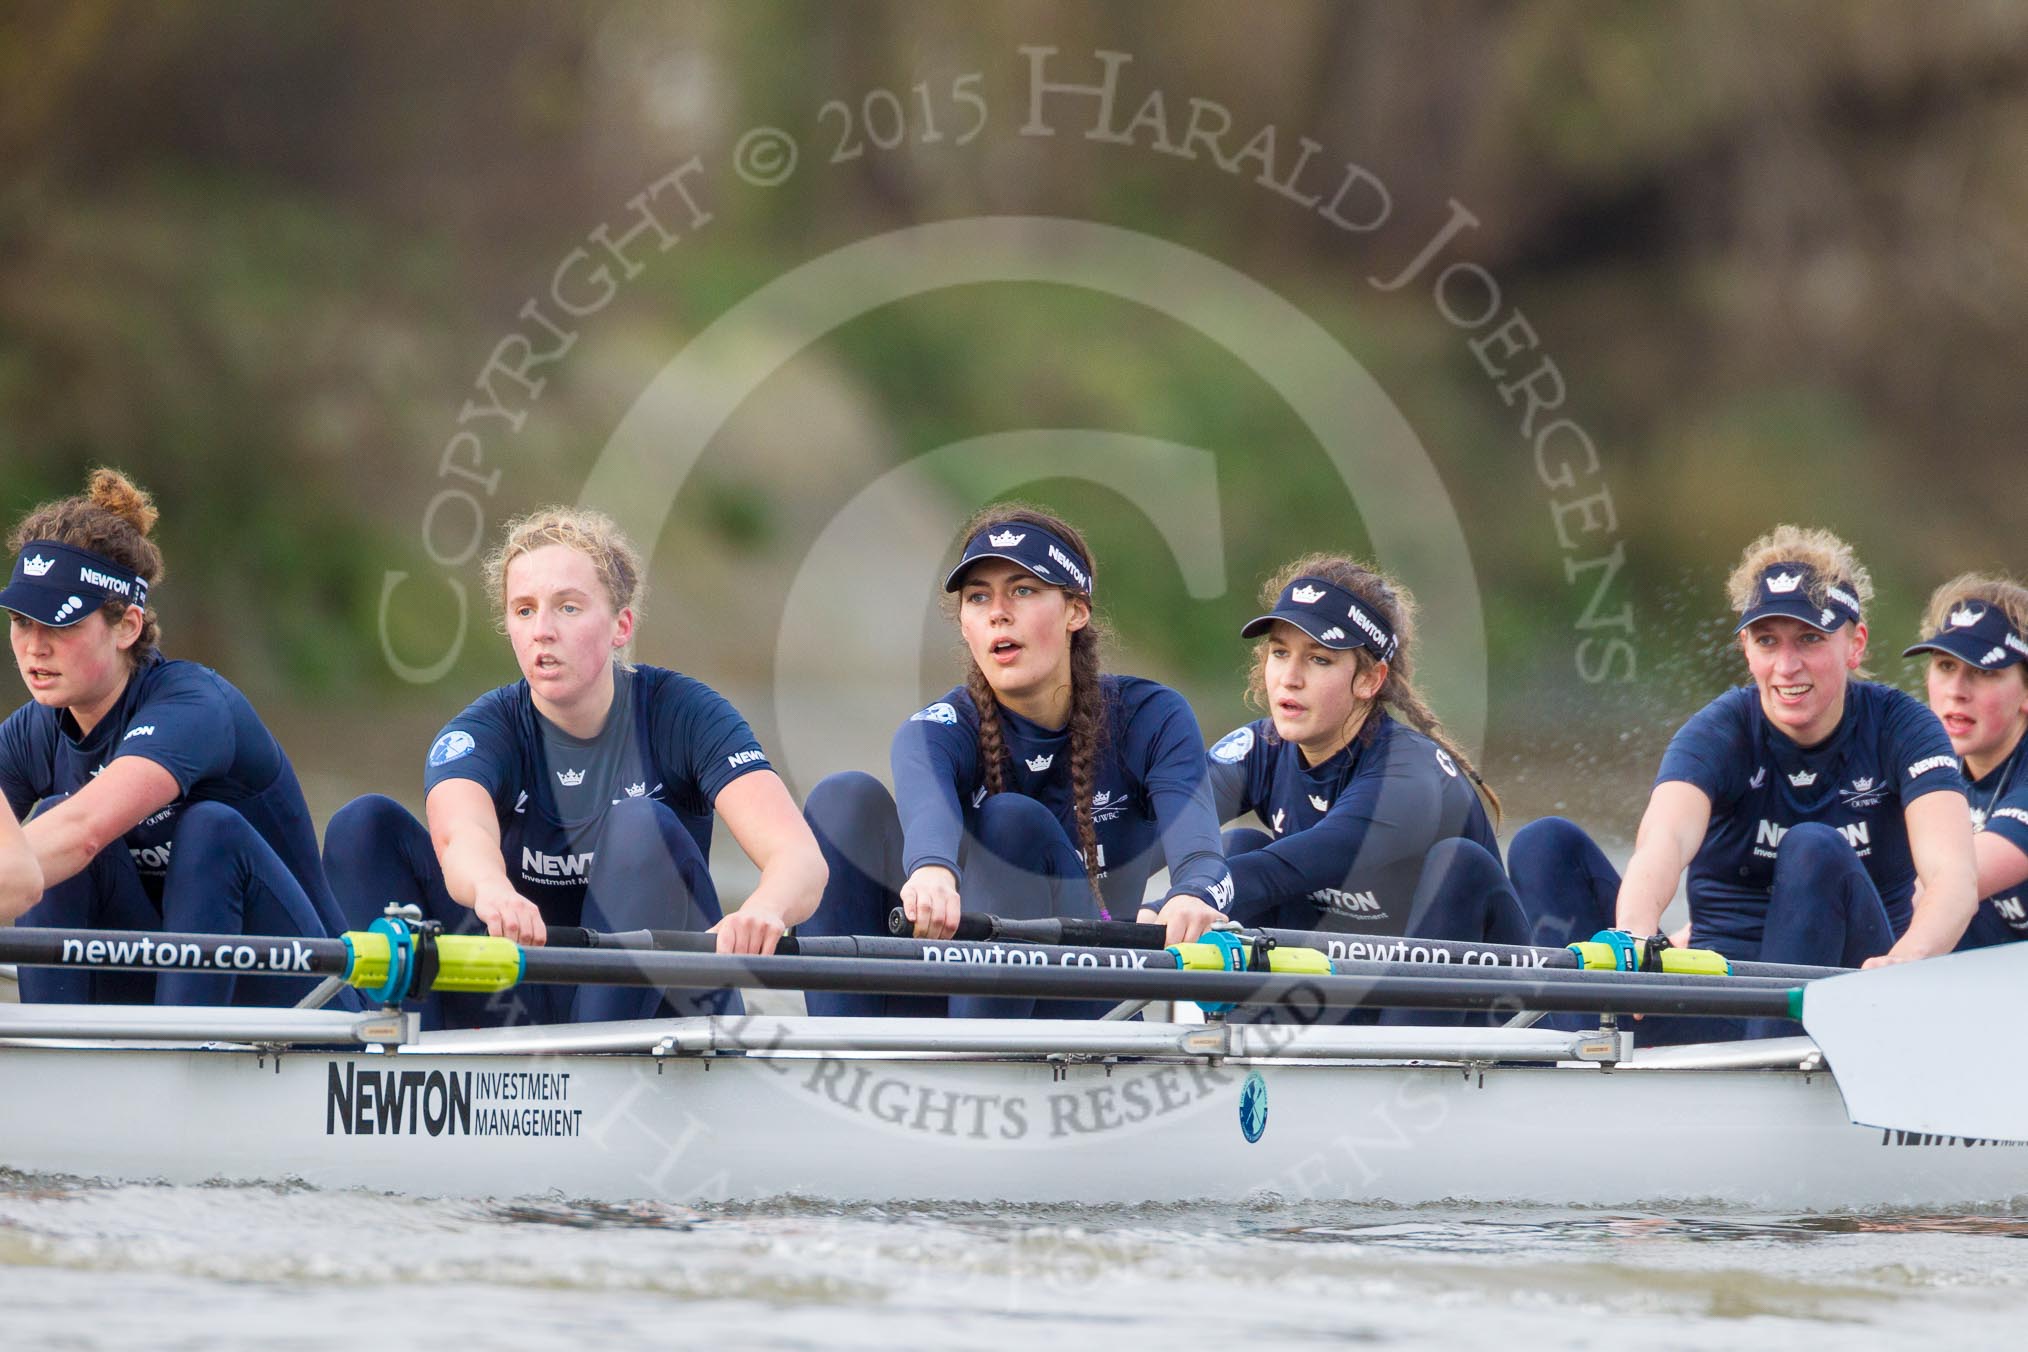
[1967,732,2028,934]
[1657,682,1963,946]
[1205,711,1500,929]
[0,653,339,926]
[422,666,769,918]
[893,675,1232,917]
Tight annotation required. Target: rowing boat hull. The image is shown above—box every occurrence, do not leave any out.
[2,1038,2021,1209]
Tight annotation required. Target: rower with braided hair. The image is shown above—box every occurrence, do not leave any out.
[1199,556,1526,958]
[800,503,1232,1018]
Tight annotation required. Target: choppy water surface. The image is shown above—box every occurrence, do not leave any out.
[0,1173,2021,1350]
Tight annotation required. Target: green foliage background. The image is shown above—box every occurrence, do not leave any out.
[4,1,2024,829]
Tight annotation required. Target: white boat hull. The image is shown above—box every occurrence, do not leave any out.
[2,1026,2022,1209]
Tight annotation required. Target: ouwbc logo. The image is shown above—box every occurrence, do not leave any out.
[1290,585,1325,604]
[987,529,1026,548]
[21,554,53,578]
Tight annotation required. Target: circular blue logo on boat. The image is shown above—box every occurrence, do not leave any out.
[1239,1070,1268,1144]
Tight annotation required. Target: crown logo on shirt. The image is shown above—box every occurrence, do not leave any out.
[987,530,1026,548]
[1950,603,1987,630]
[1308,794,1330,812]
[1025,753,1053,772]
[21,554,53,578]
[1290,585,1325,604]
[1765,571,1803,595]
[624,782,647,798]
[1849,776,1876,794]
[556,767,586,787]
[1788,769,1818,788]
[1092,790,1114,807]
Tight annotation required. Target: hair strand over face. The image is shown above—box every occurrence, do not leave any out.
[1247,553,1501,826]
[9,468,165,668]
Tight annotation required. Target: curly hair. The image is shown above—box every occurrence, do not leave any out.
[1725,523,1875,676]
[9,468,165,668]
[1245,553,1501,825]
[485,506,645,666]
[1919,572,2028,649]
[946,501,1111,906]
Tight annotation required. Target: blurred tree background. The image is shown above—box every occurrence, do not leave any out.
[3,0,2024,835]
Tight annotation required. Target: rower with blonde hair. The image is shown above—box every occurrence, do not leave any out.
[1509,525,1977,1038]
[324,505,826,1027]
[1904,573,2028,950]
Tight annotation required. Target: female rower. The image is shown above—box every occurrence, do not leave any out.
[1204,556,1524,946]
[323,507,826,1028]
[0,799,42,918]
[1509,525,1976,1038]
[799,504,1232,1017]
[0,469,350,1006]
[1904,574,2028,950]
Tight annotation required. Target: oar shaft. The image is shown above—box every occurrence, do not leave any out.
[574,929,1797,990]
[515,948,1796,1018]
[906,909,1843,981]
[0,927,352,977]
[0,925,1801,1016]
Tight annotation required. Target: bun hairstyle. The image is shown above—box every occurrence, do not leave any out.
[946,501,1110,900]
[484,506,645,667]
[8,468,165,666]
[1921,572,2028,655]
[1247,553,1501,825]
[1725,523,1875,676]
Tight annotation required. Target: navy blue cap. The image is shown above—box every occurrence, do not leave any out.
[1240,576,1399,661]
[943,522,1093,595]
[1734,562,1862,634]
[0,540,150,628]
[1903,600,2028,670]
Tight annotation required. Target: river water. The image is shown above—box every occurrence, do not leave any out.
[0,1177,2023,1349]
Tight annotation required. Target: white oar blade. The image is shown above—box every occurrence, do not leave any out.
[1803,943,2028,1141]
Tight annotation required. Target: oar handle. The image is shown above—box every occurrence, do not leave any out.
[546,926,805,956]
[884,906,1166,949]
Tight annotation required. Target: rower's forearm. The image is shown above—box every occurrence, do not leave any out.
[1897,878,1977,957]
[743,851,827,927]
[21,813,103,894]
[1613,852,1680,935]
[0,852,43,921]
[439,837,511,912]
